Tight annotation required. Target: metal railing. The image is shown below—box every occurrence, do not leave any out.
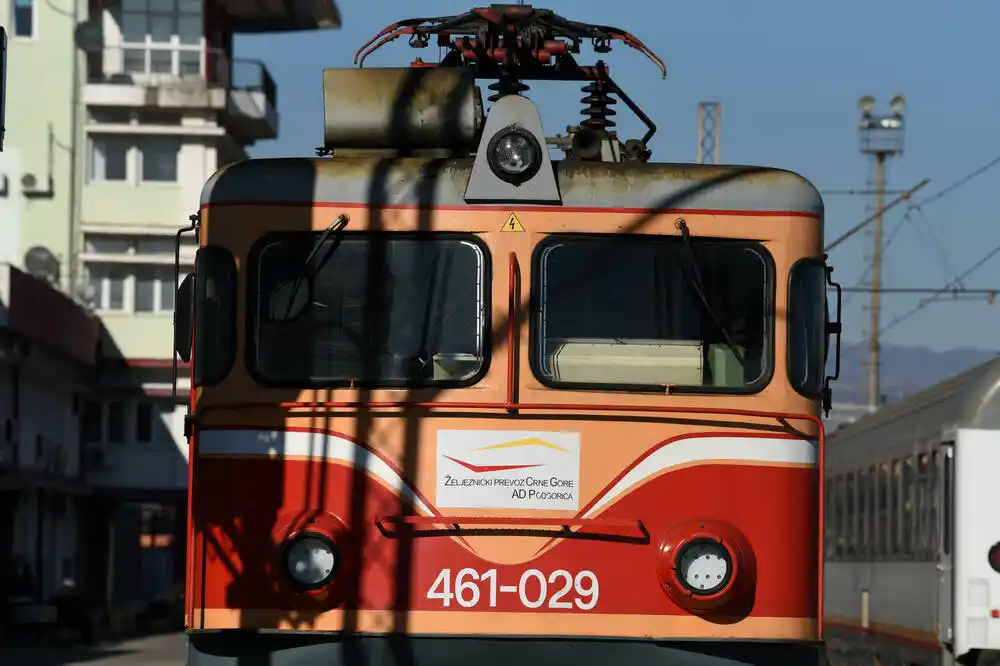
[231,57,278,110]
[85,45,277,112]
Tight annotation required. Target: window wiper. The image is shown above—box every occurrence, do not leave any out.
[281,214,350,321]
[676,220,745,366]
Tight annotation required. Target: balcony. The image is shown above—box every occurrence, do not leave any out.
[224,59,279,141]
[219,0,342,33]
[84,45,278,141]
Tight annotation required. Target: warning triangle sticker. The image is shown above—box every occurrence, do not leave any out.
[501,212,525,232]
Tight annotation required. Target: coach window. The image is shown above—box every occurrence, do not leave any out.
[845,472,856,556]
[902,457,914,555]
[825,481,835,558]
[787,259,827,396]
[878,462,890,556]
[856,468,865,555]
[942,446,953,556]
[863,466,872,556]
[191,246,237,387]
[891,460,902,556]
[917,453,931,557]
[248,233,489,387]
[531,235,772,393]
[930,450,941,556]
[832,476,845,558]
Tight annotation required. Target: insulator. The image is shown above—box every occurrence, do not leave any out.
[580,81,617,131]
[488,77,530,103]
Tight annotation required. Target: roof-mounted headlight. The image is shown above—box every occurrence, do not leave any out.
[487,125,542,185]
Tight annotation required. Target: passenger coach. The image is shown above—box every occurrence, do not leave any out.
[825,358,1000,666]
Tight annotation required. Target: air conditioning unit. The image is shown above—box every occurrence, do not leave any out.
[20,173,53,199]
[21,173,38,192]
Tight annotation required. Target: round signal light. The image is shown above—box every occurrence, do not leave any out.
[675,537,734,596]
[272,510,350,600]
[282,532,339,589]
[656,519,757,614]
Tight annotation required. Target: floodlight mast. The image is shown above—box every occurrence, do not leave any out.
[353,4,665,155]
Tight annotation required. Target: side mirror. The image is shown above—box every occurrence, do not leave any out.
[174,273,194,363]
[822,264,843,416]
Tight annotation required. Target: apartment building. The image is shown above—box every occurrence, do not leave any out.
[0,0,340,615]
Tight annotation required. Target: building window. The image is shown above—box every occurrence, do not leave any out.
[12,0,34,37]
[85,233,195,255]
[88,264,128,311]
[87,135,181,184]
[140,137,180,182]
[134,266,176,313]
[89,136,130,182]
[120,0,203,77]
[81,402,103,444]
[107,401,125,443]
[135,401,154,443]
[87,263,190,314]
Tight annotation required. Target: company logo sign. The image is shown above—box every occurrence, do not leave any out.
[436,430,581,510]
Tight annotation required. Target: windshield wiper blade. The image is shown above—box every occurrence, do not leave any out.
[281,214,350,321]
[676,220,746,367]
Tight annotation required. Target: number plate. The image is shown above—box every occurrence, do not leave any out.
[426,568,599,610]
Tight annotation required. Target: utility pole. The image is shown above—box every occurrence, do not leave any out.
[697,102,721,164]
[857,94,906,411]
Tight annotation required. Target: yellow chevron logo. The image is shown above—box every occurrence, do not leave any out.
[472,437,569,453]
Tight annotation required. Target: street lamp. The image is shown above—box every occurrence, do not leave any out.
[857,93,906,412]
[858,94,905,156]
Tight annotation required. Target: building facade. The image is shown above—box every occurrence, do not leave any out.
[0,0,340,621]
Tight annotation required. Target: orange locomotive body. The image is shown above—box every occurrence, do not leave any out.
[177,6,842,665]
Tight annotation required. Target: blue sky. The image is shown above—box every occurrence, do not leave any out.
[235,0,1000,352]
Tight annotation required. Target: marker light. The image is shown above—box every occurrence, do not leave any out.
[989,542,1000,574]
[656,519,755,614]
[283,533,338,589]
[487,126,542,185]
[676,538,733,596]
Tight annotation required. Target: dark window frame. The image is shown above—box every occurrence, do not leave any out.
[786,257,828,398]
[192,245,237,387]
[528,233,776,395]
[244,230,493,390]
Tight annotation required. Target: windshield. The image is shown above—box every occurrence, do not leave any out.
[248,232,489,387]
[532,234,771,392]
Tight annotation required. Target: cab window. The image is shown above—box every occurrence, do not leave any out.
[247,232,490,388]
[787,258,827,396]
[531,234,772,393]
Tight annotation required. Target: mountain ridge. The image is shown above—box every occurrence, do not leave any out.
[829,342,998,407]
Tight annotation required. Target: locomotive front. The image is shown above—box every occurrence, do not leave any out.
[179,6,842,666]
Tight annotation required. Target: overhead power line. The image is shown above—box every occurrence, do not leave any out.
[824,179,930,252]
[915,153,1000,207]
[820,188,910,196]
[880,240,1000,334]
[843,287,998,295]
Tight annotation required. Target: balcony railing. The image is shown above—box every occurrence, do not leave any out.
[85,44,278,135]
[231,57,278,111]
[87,44,231,89]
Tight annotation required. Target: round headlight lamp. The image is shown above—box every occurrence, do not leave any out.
[282,532,339,589]
[675,537,733,596]
[487,126,543,185]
